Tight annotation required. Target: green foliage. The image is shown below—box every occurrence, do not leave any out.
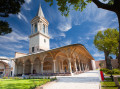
[0,0,25,17]
[2,77,8,79]
[44,0,115,16]
[100,68,109,73]
[94,28,119,57]
[101,77,120,89]
[0,79,50,89]
[99,62,104,67]
[101,68,120,74]
[14,77,21,79]
[50,77,57,81]
[112,69,120,74]
[44,0,91,16]
[0,21,12,36]
[106,70,114,74]
[0,0,25,36]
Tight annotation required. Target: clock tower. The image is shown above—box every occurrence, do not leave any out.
[29,5,50,53]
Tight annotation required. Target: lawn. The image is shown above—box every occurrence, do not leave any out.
[0,78,50,89]
[101,78,120,89]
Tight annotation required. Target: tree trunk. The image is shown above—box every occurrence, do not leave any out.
[105,52,110,69]
[116,12,120,69]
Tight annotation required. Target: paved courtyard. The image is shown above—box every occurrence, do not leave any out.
[43,70,100,89]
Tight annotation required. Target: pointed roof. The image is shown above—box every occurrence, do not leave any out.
[37,4,45,17]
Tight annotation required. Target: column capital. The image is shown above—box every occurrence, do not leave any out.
[41,61,44,64]
[31,62,34,65]
[68,58,71,61]
[53,60,56,62]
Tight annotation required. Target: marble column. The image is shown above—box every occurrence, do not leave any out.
[41,62,43,74]
[31,63,33,74]
[79,62,81,71]
[23,63,25,74]
[86,64,88,71]
[61,60,63,71]
[15,63,17,75]
[82,63,84,72]
[53,60,56,73]
[74,61,77,72]
[68,58,72,74]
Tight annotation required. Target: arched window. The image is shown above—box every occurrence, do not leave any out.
[31,24,33,34]
[43,24,45,33]
[35,24,37,33]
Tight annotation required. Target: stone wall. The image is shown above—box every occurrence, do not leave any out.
[95,59,118,69]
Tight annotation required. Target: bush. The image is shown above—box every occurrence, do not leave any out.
[106,70,114,74]
[50,77,57,81]
[112,69,120,74]
[106,69,120,74]
[14,77,21,79]
[100,68,109,73]
[9,77,14,79]
[48,76,50,79]
[2,77,8,79]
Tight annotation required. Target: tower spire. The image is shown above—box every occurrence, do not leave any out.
[37,4,44,17]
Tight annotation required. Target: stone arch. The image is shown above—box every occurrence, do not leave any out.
[55,51,67,59]
[33,58,40,74]
[0,62,5,75]
[17,61,23,75]
[43,55,53,73]
[63,59,68,73]
[25,59,31,75]
[71,61,74,72]
[76,59,80,71]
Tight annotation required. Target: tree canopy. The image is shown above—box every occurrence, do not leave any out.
[94,28,119,69]
[94,28,119,54]
[0,0,25,36]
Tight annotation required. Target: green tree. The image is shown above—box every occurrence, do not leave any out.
[99,62,104,68]
[44,0,120,68]
[94,28,119,69]
[0,0,25,36]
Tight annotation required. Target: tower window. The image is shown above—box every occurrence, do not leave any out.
[44,39,46,43]
[31,24,33,34]
[32,47,34,52]
[35,24,37,33]
[43,24,45,33]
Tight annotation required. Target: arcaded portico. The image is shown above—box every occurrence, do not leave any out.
[13,44,94,76]
[0,58,12,77]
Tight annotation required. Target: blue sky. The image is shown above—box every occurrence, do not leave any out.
[0,0,118,60]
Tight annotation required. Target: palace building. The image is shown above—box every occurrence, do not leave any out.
[12,5,96,76]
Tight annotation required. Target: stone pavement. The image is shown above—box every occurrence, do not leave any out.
[43,70,100,89]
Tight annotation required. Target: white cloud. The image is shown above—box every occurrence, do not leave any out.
[23,5,31,10]
[86,37,90,40]
[25,0,31,4]
[88,26,107,36]
[60,39,72,47]
[112,18,118,22]
[64,40,72,45]
[93,53,104,57]
[49,30,66,39]
[59,33,66,38]
[97,58,105,60]
[17,13,28,23]
[57,13,72,32]
[58,23,72,32]
[0,31,28,43]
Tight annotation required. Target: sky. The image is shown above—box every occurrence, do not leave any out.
[0,0,119,60]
